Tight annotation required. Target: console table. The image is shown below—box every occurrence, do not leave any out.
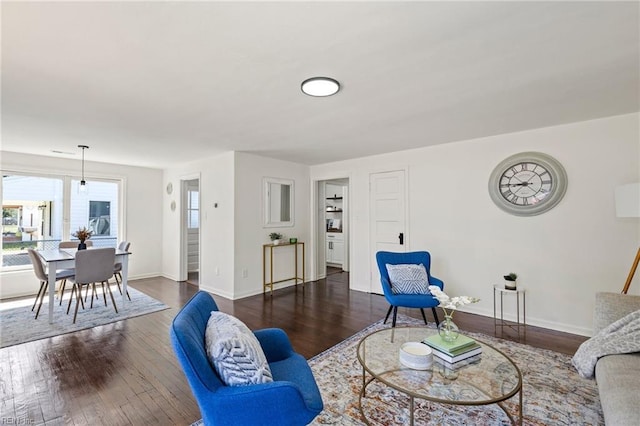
[262,241,305,295]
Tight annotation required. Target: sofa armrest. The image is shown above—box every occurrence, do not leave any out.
[594,292,640,334]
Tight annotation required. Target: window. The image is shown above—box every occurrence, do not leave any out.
[187,188,199,229]
[2,173,121,269]
[89,201,111,236]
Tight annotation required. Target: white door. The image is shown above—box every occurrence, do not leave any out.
[369,170,406,294]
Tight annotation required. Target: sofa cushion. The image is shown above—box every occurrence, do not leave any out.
[595,353,640,426]
[205,311,273,386]
[386,263,430,294]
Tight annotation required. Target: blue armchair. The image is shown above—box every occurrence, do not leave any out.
[170,291,323,426]
[376,251,444,327]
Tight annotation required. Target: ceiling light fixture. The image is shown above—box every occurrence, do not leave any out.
[301,77,340,97]
[78,144,89,192]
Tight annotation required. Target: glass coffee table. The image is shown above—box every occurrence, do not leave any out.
[356,327,522,425]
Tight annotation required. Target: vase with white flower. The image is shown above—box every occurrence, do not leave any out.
[429,286,480,342]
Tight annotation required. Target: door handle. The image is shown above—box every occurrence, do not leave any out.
[399,232,404,245]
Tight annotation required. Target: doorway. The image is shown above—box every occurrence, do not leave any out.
[316,178,349,281]
[181,178,200,285]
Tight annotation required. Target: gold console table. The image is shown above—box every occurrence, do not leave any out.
[262,241,305,295]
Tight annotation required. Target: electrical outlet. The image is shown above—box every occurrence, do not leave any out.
[215,267,220,276]
[242,269,248,278]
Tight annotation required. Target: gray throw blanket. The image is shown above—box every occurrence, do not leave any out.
[572,309,640,379]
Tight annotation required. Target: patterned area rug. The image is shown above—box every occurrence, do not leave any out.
[0,286,169,348]
[191,316,601,426]
[309,315,602,426]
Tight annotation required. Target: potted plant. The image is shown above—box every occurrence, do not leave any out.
[503,272,518,290]
[72,226,93,250]
[269,232,283,245]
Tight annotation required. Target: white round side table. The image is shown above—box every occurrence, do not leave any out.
[493,284,526,339]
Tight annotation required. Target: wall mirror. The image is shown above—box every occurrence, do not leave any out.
[263,177,294,228]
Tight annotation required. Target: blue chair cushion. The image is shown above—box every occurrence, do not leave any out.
[386,263,430,294]
[205,311,273,386]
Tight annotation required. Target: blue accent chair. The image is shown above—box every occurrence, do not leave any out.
[376,251,444,328]
[170,291,323,426]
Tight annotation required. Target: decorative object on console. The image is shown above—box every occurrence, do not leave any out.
[289,237,297,244]
[429,286,480,342]
[269,232,283,245]
[72,226,92,250]
[488,151,567,216]
[615,182,640,294]
[504,272,518,290]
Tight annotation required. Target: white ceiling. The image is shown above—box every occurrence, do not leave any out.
[2,1,638,169]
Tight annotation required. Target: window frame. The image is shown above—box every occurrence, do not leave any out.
[1,169,125,272]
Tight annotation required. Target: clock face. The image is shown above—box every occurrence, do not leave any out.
[498,161,552,206]
[489,152,567,216]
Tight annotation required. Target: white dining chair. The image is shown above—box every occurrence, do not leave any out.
[67,248,117,323]
[113,241,131,300]
[27,249,75,319]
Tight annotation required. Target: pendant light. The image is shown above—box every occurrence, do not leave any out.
[78,144,89,192]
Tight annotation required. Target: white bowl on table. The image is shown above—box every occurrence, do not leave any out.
[399,342,433,370]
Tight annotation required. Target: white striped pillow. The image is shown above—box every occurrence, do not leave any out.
[205,311,273,386]
[386,263,430,294]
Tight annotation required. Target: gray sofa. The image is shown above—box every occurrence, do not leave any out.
[593,292,640,426]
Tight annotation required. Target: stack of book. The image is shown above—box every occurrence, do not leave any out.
[422,334,482,370]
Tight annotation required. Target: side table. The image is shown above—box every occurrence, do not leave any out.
[493,285,526,339]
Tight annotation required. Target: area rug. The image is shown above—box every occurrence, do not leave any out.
[190,315,602,426]
[309,315,602,425]
[0,286,169,348]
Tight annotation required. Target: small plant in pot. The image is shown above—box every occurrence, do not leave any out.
[503,272,518,290]
[269,232,283,245]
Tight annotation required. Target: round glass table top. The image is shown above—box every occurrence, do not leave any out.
[356,327,522,405]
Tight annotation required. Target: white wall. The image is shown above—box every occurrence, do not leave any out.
[161,151,310,299]
[1,151,163,298]
[310,113,640,336]
[162,152,235,297]
[233,152,310,298]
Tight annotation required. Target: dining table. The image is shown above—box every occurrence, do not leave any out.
[36,247,131,324]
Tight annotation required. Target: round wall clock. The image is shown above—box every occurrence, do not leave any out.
[488,152,568,216]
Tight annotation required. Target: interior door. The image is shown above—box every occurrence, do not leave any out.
[369,170,406,294]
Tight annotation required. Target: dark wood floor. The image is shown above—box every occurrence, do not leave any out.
[0,271,587,425]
